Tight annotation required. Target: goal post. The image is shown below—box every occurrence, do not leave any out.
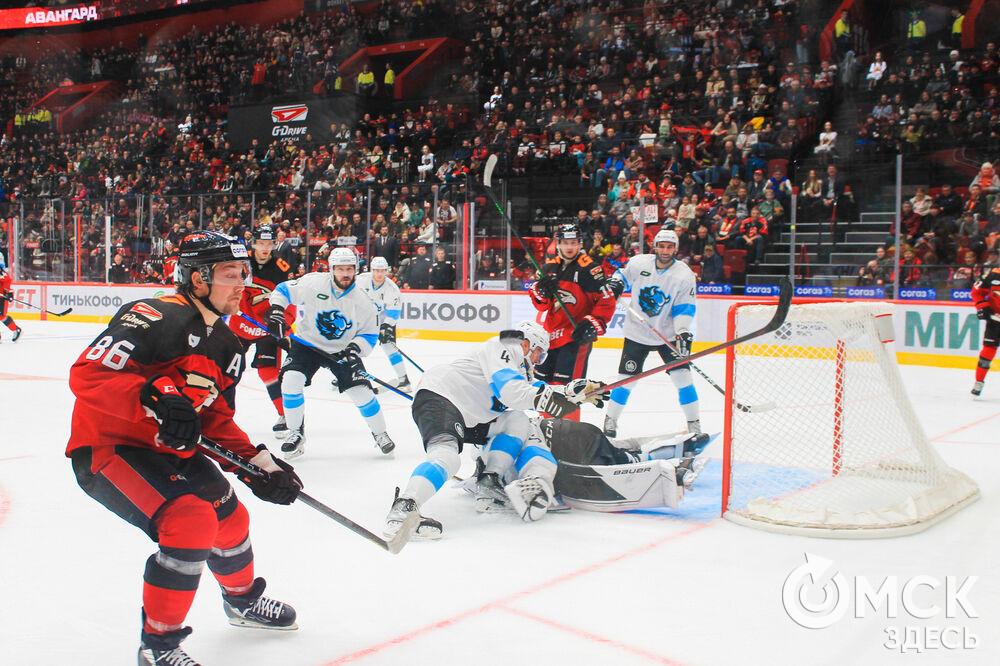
[721,301,979,538]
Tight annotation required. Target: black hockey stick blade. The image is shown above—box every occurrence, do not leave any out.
[591,278,792,397]
[11,296,72,317]
[198,437,416,554]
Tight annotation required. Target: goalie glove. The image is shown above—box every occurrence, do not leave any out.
[379,322,396,344]
[564,378,611,407]
[674,331,693,357]
[239,445,303,505]
[532,383,579,419]
[571,315,605,344]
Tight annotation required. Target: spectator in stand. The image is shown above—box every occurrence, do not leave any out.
[910,187,932,217]
[899,246,923,286]
[587,229,611,263]
[952,249,981,289]
[601,242,628,277]
[371,224,401,268]
[689,225,715,266]
[429,246,455,290]
[399,243,431,289]
[970,162,1000,195]
[108,252,129,284]
[735,206,768,266]
[356,63,376,97]
[716,206,741,250]
[698,244,725,284]
[858,246,891,286]
[759,189,785,235]
[935,184,964,218]
[814,121,838,164]
[867,52,888,90]
[900,201,925,245]
[965,184,990,220]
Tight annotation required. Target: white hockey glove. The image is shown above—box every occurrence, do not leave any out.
[532,384,579,419]
[564,378,611,407]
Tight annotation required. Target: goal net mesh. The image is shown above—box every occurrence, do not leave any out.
[723,302,979,537]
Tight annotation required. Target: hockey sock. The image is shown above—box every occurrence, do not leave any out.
[606,373,633,421]
[402,438,461,506]
[484,433,523,475]
[281,370,307,431]
[976,345,997,382]
[668,367,700,423]
[143,495,217,635]
[207,498,254,596]
[2,316,15,331]
[514,444,557,483]
[384,343,408,382]
[345,385,386,434]
[258,366,284,416]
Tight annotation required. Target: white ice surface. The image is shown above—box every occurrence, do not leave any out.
[0,320,997,666]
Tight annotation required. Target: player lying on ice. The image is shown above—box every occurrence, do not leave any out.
[383,320,611,539]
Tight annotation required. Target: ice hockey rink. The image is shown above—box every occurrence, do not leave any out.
[0,320,997,666]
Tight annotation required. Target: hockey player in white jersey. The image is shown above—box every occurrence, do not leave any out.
[604,229,703,439]
[356,256,411,393]
[266,248,394,459]
[384,321,609,539]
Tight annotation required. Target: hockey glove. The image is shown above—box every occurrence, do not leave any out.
[335,343,364,377]
[564,378,611,407]
[1,292,12,302]
[533,273,560,301]
[240,445,303,505]
[532,384,580,419]
[139,375,200,451]
[607,277,625,299]
[266,304,288,340]
[571,315,605,344]
[379,322,397,344]
[976,306,991,321]
[675,332,694,357]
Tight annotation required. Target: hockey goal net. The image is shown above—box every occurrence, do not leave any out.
[722,301,979,537]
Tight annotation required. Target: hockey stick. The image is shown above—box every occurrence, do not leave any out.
[10,296,72,317]
[626,304,775,413]
[236,313,414,401]
[587,278,793,398]
[354,283,425,373]
[395,346,424,373]
[483,154,579,328]
[198,437,417,554]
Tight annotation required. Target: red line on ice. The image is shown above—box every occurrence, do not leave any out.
[496,604,688,665]
[321,522,711,665]
[930,411,1000,442]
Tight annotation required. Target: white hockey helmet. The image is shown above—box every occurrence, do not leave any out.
[329,247,358,270]
[653,228,679,247]
[517,319,549,364]
[370,256,390,271]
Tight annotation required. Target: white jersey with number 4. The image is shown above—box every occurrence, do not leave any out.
[356,272,403,326]
[419,336,542,427]
[269,272,379,356]
[614,255,697,344]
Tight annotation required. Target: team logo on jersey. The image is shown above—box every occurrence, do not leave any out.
[639,286,669,316]
[554,288,578,306]
[178,370,220,411]
[130,302,162,321]
[315,310,352,340]
[188,333,201,347]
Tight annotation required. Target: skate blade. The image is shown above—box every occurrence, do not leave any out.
[475,498,509,513]
[227,617,298,631]
[281,447,304,461]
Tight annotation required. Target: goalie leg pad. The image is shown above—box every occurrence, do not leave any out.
[555,459,683,512]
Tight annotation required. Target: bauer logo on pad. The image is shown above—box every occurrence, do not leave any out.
[271,105,309,123]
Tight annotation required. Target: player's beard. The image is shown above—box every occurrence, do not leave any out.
[334,274,355,290]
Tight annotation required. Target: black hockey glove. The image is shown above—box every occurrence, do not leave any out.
[266,304,288,340]
[607,277,625,299]
[675,332,694,357]
[239,446,303,505]
[532,384,580,419]
[139,375,200,451]
[1,292,12,302]
[976,307,991,321]
[571,315,605,344]
[534,272,559,300]
[334,343,364,377]
[379,322,396,344]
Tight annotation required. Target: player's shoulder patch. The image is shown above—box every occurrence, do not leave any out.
[155,294,188,307]
[577,254,594,267]
[276,258,291,273]
[130,301,163,321]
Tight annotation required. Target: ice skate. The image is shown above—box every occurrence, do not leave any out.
[11,327,21,342]
[280,427,305,459]
[603,414,618,437]
[138,626,201,666]
[506,475,554,522]
[384,489,441,540]
[272,415,288,436]
[475,471,509,512]
[222,577,297,630]
[972,380,984,397]
[373,431,396,455]
[676,456,708,489]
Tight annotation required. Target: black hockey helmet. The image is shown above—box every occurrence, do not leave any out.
[176,231,250,290]
[555,223,581,241]
[253,225,275,242]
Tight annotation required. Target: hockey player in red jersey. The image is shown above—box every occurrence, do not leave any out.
[529,223,616,419]
[971,266,1000,396]
[228,226,295,434]
[0,262,22,342]
[67,232,302,666]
